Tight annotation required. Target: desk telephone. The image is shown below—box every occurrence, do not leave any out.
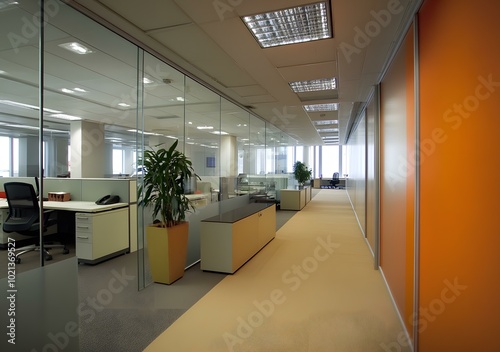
[95,194,120,205]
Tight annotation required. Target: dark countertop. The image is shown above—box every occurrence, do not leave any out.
[202,202,275,224]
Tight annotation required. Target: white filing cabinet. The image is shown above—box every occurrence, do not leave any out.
[75,207,129,264]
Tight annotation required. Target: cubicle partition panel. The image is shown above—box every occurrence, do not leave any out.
[80,179,131,203]
[1,177,133,203]
[0,177,36,192]
[43,178,84,201]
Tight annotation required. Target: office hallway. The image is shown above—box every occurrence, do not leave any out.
[145,189,410,352]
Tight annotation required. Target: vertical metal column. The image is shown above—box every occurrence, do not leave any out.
[374,84,381,270]
[38,0,45,267]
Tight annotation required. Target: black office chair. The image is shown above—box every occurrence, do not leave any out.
[329,172,340,189]
[2,182,68,264]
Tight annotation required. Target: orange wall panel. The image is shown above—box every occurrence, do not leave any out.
[380,27,415,338]
[418,0,500,350]
[404,23,415,340]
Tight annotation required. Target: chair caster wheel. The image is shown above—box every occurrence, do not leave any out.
[63,248,69,255]
[15,258,21,264]
[45,255,53,261]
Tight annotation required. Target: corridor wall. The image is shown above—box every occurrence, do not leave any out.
[380,24,415,341]
[417,0,500,350]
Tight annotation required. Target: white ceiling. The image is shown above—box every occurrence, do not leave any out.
[0,0,419,145]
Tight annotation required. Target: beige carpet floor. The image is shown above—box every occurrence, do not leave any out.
[145,190,411,352]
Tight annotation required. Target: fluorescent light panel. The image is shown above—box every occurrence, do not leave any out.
[290,78,336,93]
[322,136,339,140]
[50,114,81,121]
[317,128,338,133]
[0,99,62,114]
[304,103,338,112]
[0,1,18,10]
[58,42,93,55]
[242,2,332,48]
[313,120,338,126]
[211,131,228,135]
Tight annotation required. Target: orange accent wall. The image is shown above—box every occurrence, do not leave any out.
[418,0,500,350]
[404,23,415,340]
[380,26,415,339]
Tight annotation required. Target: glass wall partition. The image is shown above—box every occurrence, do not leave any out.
[41,3,139,179]
[184,77,221,198]
[137,51,188,286]
[221,99,250,198]
[183,77,221,265]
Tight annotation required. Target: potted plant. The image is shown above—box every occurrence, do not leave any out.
[138,139,196,284]
[293,161,312,189]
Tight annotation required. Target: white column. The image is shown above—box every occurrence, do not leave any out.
[220,135,237,177]
[70,121,105,178]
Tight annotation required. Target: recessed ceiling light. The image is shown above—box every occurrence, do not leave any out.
[50,114,82,121]
[143,77,154,84]
[242,2,332,48]
[322,136,339,140]
[61,88,74,94]
[290,78,336,93]
[0,1,18,10]
[73,87,87,93]
[317,128,338,133]
[0,99,62,114]
[304,103,338,112]
[211,131,228,135]
[313,120,339,125]
[58,42,93,55]
[118,103,130,108]
[197,126,214,130]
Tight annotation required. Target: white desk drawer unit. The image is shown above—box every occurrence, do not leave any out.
[75,207,129,264]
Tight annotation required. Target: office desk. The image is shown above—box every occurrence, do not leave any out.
[0,199,129,264]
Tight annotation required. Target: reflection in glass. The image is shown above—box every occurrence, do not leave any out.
[184,77,220,201]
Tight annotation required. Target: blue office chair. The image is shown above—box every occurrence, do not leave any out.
[2,182,69,264]
[329,172,340,189]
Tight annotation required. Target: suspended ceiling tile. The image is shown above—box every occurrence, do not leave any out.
[96,0,191,31]
[230,85,268,97]
[149,24,257,88]
[277,61,337,83]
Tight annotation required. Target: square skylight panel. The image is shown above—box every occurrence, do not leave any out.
[242,2,332,48]
[304,103,338,112]
[290,78,336,93]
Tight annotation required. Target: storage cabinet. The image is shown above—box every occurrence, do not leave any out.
[200,203,276,273]
[75,207,129,264]
[280,189,306,210]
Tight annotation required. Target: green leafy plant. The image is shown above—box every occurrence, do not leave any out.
[138,140,196,227]
[293,161,312,186]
